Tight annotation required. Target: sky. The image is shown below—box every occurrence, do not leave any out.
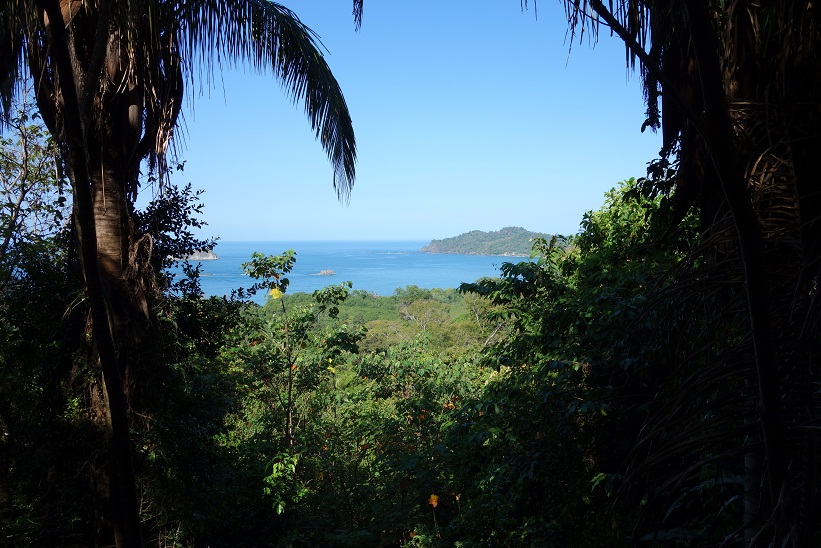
[145,1,662,241]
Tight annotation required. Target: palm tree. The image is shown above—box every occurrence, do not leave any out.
[555,1,820,544]
[1,1,362,545]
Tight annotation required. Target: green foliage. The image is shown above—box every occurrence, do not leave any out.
[0,97,86,546]
[146,178,691,547]
[2,162,710,546]
[135,173,217,296]
[242,249,296,297]
[264,452,307,515]
[275,336,490,546]
[0,261,88,545]
[445,179,696,545]
[0,93,69,286]
[268,285,501,358]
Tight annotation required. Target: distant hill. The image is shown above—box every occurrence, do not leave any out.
[420,227,550,256]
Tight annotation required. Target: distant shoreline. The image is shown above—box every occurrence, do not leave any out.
[419,250,528,257]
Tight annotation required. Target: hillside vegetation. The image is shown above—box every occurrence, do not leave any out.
[8,164,820,546]
[420,226,553,256]
[5,170,711,545]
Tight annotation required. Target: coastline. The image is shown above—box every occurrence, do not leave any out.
[181,240,512,304]
[419,250,528,257]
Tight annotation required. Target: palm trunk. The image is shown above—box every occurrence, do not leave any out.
[91,156,142,403]
[38,2,142,545]
[685,2,805,543]
[92,164,129,294]
[85,148,144,548]
[66,139,143,548]
[685,15,783,546]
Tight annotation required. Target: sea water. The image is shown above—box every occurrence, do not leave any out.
[180,240,524,304]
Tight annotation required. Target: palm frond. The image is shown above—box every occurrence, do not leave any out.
[352,0,363,31]
[0,1,33,127]
[177,0,356,198]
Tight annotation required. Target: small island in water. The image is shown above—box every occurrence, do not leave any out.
[171,249,219,261]
[421,226,552,256]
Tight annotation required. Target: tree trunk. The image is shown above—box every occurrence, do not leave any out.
[65,141,143,548]
[684,2,818,543]
[90,154,145,544]
[90,148,147,407]
[685,4,786,540]
[38,2,143,545]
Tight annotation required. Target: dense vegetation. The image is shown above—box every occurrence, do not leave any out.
[3,97,821,545]
[0,131,766,545]
[2,1,820,546]
[420,227,551,256]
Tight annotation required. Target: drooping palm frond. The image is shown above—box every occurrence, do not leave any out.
[613,226,757,542]
[352,0,363,31]
[6,0,360,199]
[174,0,356,198]
[0,25,20,122]
[0,1,34,127]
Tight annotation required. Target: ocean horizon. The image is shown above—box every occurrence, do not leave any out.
[181,240,522,304]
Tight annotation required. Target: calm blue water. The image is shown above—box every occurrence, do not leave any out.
[181,240,520,303]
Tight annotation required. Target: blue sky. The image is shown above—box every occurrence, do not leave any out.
[149,1,662,241]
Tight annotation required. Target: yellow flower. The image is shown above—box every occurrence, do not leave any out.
[428,494,439,508]
[269,288,283,299]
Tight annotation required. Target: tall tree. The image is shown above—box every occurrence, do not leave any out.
[0,1,362,545]
[555,1,820,544]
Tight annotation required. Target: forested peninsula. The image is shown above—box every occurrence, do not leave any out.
[421,226,549,256]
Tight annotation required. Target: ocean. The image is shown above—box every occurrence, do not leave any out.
[180,240,523,303]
